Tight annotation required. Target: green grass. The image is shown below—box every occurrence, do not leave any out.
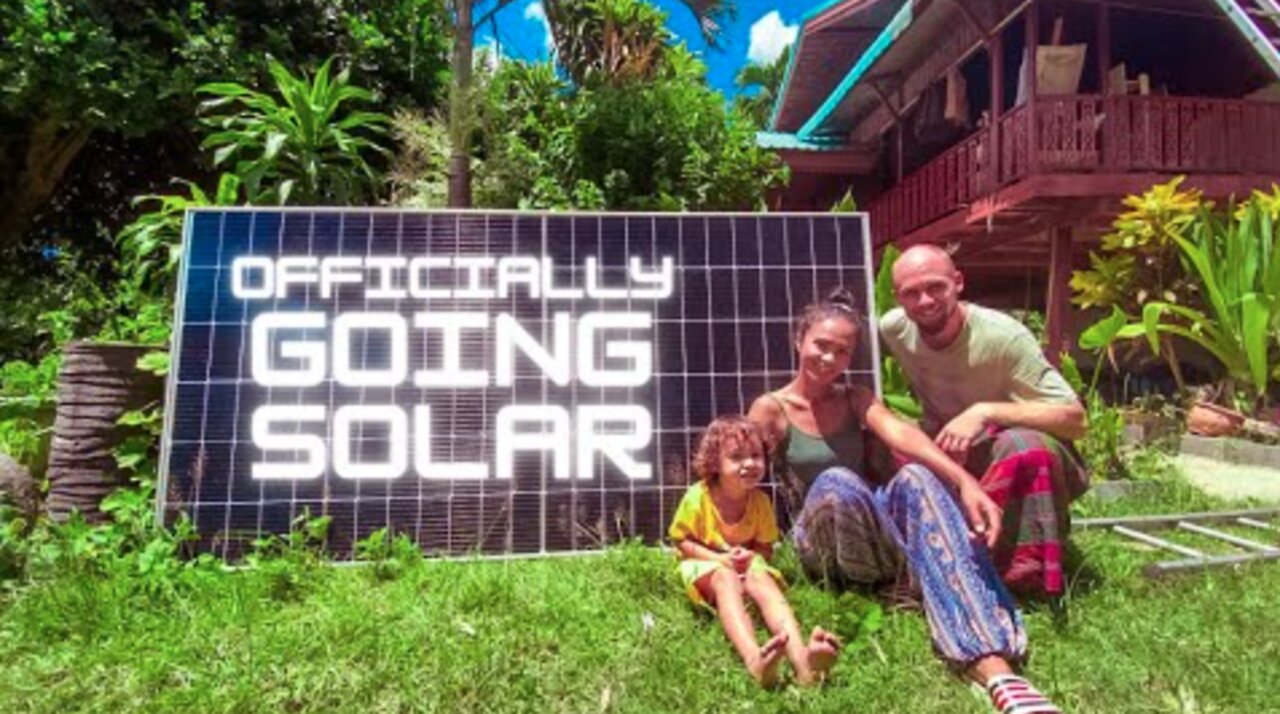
[2,455,1279,713]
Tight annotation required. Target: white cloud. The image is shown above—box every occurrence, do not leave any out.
[747,11,798,66]
[524,1,555,54]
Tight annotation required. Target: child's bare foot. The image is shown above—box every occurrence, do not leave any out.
[803,627,841,683]
[748,632,788,688]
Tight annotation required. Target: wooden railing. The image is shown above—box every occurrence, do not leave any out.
[869,128,987,243]
[868,95,1280,243]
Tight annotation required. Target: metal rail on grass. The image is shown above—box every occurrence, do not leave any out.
[1077,508,1280,579]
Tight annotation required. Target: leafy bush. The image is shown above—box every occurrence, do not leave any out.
[1060,353,1128,479]
[1136,188,1280,409]
[871,244,922,420]
[1073,178,1280,412]
[1,1,452,360]
[200,58,391,205]
[0,354,60,470]
[355,526,425,582]
[394,29,783,211]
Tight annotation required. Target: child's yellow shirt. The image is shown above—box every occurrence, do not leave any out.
[667,481,779,551]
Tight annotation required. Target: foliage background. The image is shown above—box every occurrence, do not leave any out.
[0,0,452,364]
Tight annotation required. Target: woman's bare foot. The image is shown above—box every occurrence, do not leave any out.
[748,632,789,688]
[801,627,841,684]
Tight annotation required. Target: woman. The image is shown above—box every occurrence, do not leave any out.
[747,289,1060,714]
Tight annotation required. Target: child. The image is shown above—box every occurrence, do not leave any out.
[668,415,841,688]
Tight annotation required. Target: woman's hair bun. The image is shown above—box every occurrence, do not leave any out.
[824,285,858,312]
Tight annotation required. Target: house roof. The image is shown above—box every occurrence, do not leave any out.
[795,0,926,139]
[754,131,847,151]
[767,0,1280,145]
[768,0,904,133]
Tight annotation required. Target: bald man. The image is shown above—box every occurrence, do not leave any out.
[878,244,1089,597]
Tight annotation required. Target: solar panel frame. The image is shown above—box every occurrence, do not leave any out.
[157,208,879,559]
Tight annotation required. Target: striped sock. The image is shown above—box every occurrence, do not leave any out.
[987,674,1062,714]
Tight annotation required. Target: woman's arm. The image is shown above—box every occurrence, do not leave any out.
[747,393,787,456]
[853,389,1004,547]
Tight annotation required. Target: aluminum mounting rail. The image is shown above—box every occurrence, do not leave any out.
[1077,507,1280,578]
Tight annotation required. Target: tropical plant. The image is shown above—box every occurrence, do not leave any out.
[0,0,450,249]
[443,0,735,206]
[1,1,450,364]
[1059,350,1130,479]
[1136,187,1280,409]
[544,0,673,86]
[0,171,242,476]
[387,109,452,207]
[871,244,922,420]
[199,58,391,205]
[395,42,783,211]
[569,46,781,210]
[1075,180,1280,411]
[0,354,60,471]
[735,45,791,128]
[1071,177,1205,387]
[116,174,245,302]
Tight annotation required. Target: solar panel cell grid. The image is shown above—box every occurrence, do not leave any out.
[159,210,875,559]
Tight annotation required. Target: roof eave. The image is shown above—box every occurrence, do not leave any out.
[797,0,916,138]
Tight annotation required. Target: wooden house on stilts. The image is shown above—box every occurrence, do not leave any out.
[762,0,1280,354]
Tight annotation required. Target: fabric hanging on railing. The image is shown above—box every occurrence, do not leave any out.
[1037,45,1087,95]
[913,82,946,143]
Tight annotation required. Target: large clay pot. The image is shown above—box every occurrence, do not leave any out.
[45,342,164,522]
[1185,401,1246,438]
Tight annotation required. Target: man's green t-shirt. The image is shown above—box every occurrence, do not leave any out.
[878,303,1078,435]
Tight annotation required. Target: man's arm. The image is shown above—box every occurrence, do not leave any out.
[934,328,1088,456]
[980,328,1088,442]
[968,400,1087,442]
[933,399,1086,465]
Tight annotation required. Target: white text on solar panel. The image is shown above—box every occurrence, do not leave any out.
[249,311,654,387]
[251,404,653,481]
[230,255,674,301]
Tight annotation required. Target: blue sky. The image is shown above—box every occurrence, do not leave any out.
[474,0,827,97]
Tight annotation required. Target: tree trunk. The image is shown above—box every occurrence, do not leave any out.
[45,342,164,523]
[447,0,475,208]
[0,117,92,249]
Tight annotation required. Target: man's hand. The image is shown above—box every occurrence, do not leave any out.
[935,404,989,463]
[959,484,1002,549]
[727,546,755,574]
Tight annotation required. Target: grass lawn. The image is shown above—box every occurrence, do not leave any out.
[2,455,1278,713]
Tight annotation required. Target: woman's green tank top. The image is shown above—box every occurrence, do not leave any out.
[769,392,866,488]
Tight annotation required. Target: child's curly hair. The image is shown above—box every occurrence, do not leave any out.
[692,415,767,484]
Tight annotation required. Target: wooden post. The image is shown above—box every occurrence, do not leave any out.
[896,127,906,185]
[870,80,906,185]
[989,32,1005,187]
[1025,1,1040,177]
[1046,226,1074,363]
[897,85,907,184]
[1025,1,1039,97]
[1097,2,1111,92]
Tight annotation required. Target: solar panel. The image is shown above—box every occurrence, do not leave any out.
[158,210,878,558]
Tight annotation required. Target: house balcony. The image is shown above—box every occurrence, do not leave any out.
[867,94,1280,248]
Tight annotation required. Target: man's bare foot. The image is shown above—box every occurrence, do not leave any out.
[800,627,841,684]
[748,632,788,688]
